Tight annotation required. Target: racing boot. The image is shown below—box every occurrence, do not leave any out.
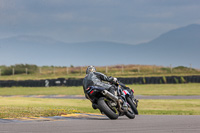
[119,97,128,112]
[122,100,128,111]
[92,103,98,110]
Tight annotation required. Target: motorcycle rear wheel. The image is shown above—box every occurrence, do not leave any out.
[97,97,119,120]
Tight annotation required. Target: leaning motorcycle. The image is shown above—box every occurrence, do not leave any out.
[85,80,138,120]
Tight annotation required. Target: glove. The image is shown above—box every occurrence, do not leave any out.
[112,77,118,85]
[113,77,118,82]
[108,76,118,84]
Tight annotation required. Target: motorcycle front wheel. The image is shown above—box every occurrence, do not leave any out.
[127,97,138,115]
[125,97,136,119]
[97,97,119,120]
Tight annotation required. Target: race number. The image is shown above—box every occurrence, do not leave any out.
[45,80,49,87]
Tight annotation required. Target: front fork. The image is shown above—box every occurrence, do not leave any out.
[132,96,139,108]
[117,88,128,109]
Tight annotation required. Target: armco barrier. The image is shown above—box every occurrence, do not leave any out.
[0,76,200,87]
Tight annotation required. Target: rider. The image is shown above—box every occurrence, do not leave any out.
[83,66,129,110]
[82,66,117,99]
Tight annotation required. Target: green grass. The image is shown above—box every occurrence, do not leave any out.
[0,83,200,96]
[0,86,85,95]
[1,83,200,118]
[139,99,200,115]
[0,97,97,118]
[0,97,200,118]
[130,83,200,96]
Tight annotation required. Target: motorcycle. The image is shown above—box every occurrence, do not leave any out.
[85,80,138,120]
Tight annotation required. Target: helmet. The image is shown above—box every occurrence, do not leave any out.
[86,66,96,74]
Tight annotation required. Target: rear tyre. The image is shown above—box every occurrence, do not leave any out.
[97,97,119,120]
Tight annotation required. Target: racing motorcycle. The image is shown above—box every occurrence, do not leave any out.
[85,80,138,120]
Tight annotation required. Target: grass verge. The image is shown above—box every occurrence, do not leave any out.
[0,97,200,118]
[0,97,97,119]
[0,83,200,96]
[0,86,85,95]
[130,83,200,96]
[139,99,200,115]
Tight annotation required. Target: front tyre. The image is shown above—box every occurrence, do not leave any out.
[125,97,137,119]
[97,97,119,120]
[127,97,138,115]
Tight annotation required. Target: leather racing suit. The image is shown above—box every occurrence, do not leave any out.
[83,71,115,98]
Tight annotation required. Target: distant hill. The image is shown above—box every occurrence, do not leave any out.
[0,24,200,68]
[135,24,200,68]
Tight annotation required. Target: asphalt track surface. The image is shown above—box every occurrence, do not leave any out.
[0,115,200,133]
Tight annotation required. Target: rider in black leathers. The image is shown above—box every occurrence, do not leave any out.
[83,66,139,110]
[83,66,117,99]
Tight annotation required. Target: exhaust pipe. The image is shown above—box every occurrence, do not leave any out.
[102,90,118,102]
[102,90,126,113]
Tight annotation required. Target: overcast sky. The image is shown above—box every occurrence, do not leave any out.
[0,0,200,44]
